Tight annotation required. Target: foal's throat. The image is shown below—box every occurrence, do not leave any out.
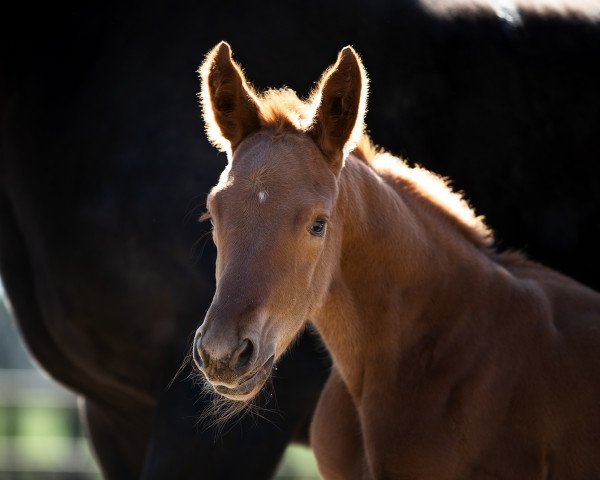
[312,157,498,402]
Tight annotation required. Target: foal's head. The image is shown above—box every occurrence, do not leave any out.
[193,42,367,401]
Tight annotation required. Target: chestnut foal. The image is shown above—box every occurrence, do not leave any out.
[192,42,600,479]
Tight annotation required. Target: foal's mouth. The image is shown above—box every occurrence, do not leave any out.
[211,355,275,401]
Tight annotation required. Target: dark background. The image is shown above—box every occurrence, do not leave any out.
[3,1,599,289]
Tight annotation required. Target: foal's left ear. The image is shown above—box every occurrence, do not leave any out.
[307,47,368,171]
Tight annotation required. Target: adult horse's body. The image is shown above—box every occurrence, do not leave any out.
[195,43,600,478]
[0,3,332,479]
[2,1,600,478]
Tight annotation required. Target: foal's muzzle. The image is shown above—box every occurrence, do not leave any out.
[193,332,254,379]
[192,329,273,400]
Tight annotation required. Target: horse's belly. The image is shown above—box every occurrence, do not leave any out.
[310,368,367,480]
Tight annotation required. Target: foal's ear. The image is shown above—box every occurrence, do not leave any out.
[307,46,368,171]
[199,42,262,155]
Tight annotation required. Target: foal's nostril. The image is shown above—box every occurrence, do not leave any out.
[232,338,254,372]
[193,335,205,369]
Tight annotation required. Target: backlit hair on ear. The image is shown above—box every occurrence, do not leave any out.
[198,41,262,157]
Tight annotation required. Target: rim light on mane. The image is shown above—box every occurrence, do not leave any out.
[367,149,493,247]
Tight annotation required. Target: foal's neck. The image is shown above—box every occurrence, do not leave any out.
[313,156,508,401]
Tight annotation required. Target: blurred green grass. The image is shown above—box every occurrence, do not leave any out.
[0,405,321,479]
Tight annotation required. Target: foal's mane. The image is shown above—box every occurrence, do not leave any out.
[353,135,494,248]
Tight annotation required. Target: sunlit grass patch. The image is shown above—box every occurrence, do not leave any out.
[0,404,321,479]
[276,444,320,479]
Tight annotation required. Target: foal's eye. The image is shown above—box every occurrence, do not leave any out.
[309,218,327,237]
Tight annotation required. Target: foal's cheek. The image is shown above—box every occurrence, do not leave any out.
[273,321,306,360]
[214,253,226,280]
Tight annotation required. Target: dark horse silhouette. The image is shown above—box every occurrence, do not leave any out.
[1,1,599,478]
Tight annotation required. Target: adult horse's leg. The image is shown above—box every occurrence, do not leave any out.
[82,399,153,480]
[141,331,330,479]
[141,368,290,479]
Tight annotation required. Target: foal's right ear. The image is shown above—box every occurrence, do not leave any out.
[199,42,262,156]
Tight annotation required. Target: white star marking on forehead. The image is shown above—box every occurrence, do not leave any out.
[258,191,268,204]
